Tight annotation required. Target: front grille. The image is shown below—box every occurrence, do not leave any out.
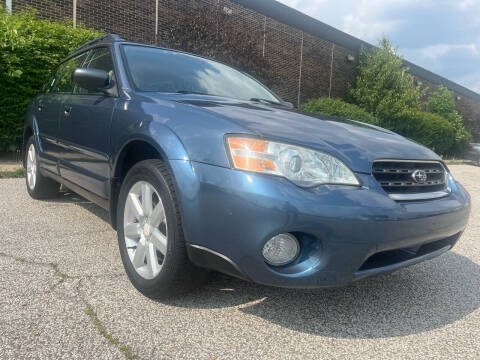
[373,160,447,194]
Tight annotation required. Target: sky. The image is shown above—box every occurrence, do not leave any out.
[276,0,480,94]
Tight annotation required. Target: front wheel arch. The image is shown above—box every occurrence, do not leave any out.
[109,124,191,229]
[110,139,165,229]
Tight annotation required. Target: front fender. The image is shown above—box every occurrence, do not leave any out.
[109,115,190,229]
[111,116,190,173]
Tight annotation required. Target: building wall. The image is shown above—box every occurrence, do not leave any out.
[11,0,480,140]
[13,0,72,20]
[77,0,156,44]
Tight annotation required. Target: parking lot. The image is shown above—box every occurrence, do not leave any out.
[0,164,479,359]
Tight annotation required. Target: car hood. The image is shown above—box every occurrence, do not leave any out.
[170,97,441,174]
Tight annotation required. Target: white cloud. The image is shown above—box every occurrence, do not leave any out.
[340,0,437,41]
[404,43,479,61]
[343,14,400,42]
[276,0,328,20]
[458,0,478,10]
[276,0,430,42]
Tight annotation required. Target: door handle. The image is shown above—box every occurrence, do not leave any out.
[37,103,44,112]
[63,106,72,116]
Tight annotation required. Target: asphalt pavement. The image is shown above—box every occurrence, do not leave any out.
[0,165,479,359]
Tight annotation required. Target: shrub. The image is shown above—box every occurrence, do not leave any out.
[426,85,472,155]
[300,97,379,125]
[393,111,456,155]
[348,37,422,121]
[0,7,102,151]
[301,97,455,155]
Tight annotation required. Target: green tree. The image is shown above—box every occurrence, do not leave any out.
[426,85,472,154]
[0,6,102,151]
[348,37,422,127]
[344,36,461,155]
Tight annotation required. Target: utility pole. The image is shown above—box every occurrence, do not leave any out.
[298,32,304,106]
[328,43,335,98]
[73,0,77,28]
[155,0,159,43]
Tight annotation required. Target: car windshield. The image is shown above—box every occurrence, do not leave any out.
[122,45,280,103]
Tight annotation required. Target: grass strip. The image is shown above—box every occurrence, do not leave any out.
[85,306,135,359]
[0,168,25,178]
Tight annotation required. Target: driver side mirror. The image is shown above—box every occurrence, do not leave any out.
[72,68,115,96]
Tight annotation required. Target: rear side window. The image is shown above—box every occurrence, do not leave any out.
[75,47,115,95]
[52,52,88,94]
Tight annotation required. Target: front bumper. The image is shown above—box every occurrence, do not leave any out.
[170,160,471,288]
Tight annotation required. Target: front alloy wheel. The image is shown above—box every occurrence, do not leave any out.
[124,181,168,280]
[117,159,207,299]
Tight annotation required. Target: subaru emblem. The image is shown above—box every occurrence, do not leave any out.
[412,169,428,184]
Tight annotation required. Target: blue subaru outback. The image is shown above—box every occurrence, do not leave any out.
[24,35,471,299]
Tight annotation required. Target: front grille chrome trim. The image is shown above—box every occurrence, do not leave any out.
[372,159,450,201]
[388,188,451,201]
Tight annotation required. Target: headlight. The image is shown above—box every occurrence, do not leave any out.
[226,136,360,187]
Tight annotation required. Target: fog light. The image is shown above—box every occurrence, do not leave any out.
[262,233,300,266]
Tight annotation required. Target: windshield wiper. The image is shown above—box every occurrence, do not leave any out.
[173,92,289,107]
[174,90,212,96]
[249,98,284,106]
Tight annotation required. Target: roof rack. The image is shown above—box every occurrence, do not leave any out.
[74,34,125,53]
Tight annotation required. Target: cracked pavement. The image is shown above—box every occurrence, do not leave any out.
[0,165,479,359]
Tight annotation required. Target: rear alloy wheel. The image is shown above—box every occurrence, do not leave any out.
[117,159,207,299]
[25,136,60,199]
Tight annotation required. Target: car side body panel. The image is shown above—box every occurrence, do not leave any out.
[56,94,117,199]
[30,94,63,175]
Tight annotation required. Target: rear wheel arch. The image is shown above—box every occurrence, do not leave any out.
[24,136,60,199]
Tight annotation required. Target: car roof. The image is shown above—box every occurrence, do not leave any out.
[71,34,125,55]
[71,33,195,59]
[70,34,235,65]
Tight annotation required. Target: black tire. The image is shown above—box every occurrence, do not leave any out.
[116,159,208,299]
[25,136,60,199]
